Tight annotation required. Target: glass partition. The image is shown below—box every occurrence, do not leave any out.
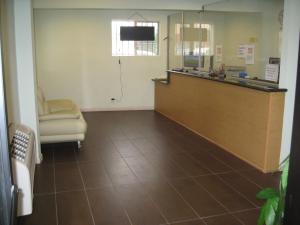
[167,3,283,82]
[168,12,183,69]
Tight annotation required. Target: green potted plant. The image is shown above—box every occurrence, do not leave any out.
[256,158,289,225]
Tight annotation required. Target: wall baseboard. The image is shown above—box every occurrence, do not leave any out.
[81,106,154,112]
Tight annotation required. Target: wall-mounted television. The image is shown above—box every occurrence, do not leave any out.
[120,26,155,41]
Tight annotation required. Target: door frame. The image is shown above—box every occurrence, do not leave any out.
[284,35,300,225]
[0,17,14,225]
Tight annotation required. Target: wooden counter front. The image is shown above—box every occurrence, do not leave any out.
[154,72,285,173]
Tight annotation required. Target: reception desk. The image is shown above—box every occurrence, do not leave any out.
[154,71,287,173]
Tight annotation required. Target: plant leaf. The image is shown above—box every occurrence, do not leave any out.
[258,204,267,225]
[280,159,289,192]
[257,188,279,200]
[264,197,279,225]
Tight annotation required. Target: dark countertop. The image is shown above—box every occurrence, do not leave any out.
[152,70,287,93]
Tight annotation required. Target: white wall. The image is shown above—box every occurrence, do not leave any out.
[32,0,281,12]
[0,0,20,124]
[34,9,168,110]
[33,0,299,164]
[14,0,41,163]
[279,0,300,162]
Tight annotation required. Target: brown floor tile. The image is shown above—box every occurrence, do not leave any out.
[107,167,139,186]
[148,158,189,180]
[143,180,197,222]
[168,219,205,225]
[239,169,280,189]
[131,138,160,155]
[195,175,254,212]
[82,138,116,151]
[79,162,113,189]
[87,187,131,225]
[103,158,139,186]
[102,157,129,172]
[41,145,54,164]
[76,149,103,163]
[106,128,128,140]
[188,151,232,173]
[170,154,211,176]
[20,111,280,225]
[53,143,76,163]
[56,190,93,225]
[34,164,54,194]
[124,156,165,182]
[203,214,242,225]
[233,208,260,225]
[170,178,226,217]
[55,163,83,191]
[209,148,255,171]
[115,183,167,225]
[99,148,123,161]
[218,172,263,206]
[113,139,143,158]
[18,194,56,225]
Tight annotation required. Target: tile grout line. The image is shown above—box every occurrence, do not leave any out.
[187,142,270,191]
[127,137,240,224]
[216,174,260,208]
[130,139,202,221]
[166,179,202,220]
[191,176,233,214]
[130,139,230,224]
[117,141,170,225]
[97,143,135,225]
[75,146,96,225]
[181,143,268,211]
[52,147,59,225]
[160,217,206,225]
[128,138,229,225]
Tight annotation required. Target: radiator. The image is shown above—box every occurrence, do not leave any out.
[9,124,36,216]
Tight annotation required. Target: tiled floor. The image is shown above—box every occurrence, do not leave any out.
[18,111,280,225]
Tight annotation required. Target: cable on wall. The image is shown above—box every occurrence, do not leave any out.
[113,56,124,102]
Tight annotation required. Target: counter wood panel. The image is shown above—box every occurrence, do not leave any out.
[154,72,285,173]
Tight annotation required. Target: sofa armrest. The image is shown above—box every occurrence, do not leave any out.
[39,109,81,121]
[47,99,76,113]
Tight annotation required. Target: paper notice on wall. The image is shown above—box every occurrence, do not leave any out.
[237,45,246,58]
[215,45,223,62]
[265,64,279,82]
[245,45,255,65]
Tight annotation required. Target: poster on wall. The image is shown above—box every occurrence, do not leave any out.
[237,44,255,64]
[265,64,279,82]
[237,45,246,58]
[245,45,255,65]
[215,45,223,62]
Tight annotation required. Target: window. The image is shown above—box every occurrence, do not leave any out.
[175,23,214,56]
[112,20,159,56]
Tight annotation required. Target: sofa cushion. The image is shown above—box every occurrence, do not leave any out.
[47,99,76,113]
[39,114,87,136]
[39,108,80,121]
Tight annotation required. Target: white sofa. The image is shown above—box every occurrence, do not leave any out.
[37,87,87,148]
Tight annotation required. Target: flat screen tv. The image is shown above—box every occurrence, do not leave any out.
[120,26,155,41]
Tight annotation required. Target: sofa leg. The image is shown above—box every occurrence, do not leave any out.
[77,140,82,150]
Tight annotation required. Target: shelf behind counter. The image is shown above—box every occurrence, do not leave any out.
[153,70,287,173]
